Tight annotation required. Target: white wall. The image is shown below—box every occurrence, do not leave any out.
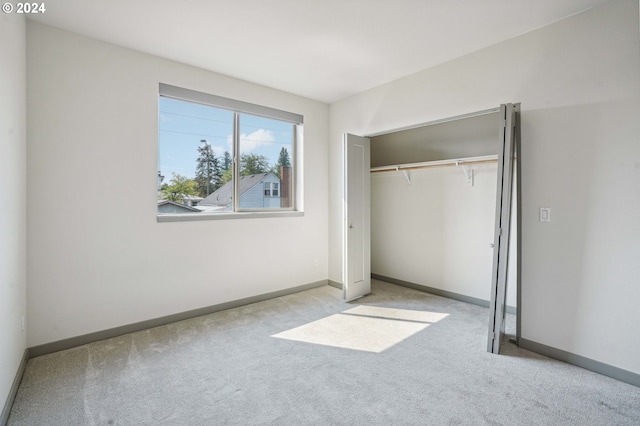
[330,0,640,374]
[27,22,329,347]
[0,14,27,407]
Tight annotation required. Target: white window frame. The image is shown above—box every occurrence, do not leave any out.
[158,84,303,222]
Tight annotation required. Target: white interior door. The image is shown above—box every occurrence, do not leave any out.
[343,134,371,301]
[487,104,516,353]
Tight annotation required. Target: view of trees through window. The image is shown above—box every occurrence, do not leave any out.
[158,96,296,214]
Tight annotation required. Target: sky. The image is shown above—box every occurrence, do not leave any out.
[158,97,294,183]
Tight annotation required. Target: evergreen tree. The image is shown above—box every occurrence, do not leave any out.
[223,151,232,171]
[195,140,222,196]
[277,147,291,168]
[273,147,292,178]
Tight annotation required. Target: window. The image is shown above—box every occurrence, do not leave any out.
[157,84,302,219]
[264,182,279,197]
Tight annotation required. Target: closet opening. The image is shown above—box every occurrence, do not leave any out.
[356,105,520,352]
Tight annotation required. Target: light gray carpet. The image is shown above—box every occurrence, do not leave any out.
[8,280,640,425]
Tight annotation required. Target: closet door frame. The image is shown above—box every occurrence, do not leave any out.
[364,104,521,352]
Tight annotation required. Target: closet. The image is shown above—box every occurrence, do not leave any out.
[365,107,519,348]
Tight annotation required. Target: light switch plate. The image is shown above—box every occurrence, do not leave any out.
[540,207,551,222]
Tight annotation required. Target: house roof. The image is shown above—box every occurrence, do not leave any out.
[157,200,201,213]
[199,173,277,207]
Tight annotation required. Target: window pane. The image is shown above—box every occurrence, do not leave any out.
[158,97,234,214]
[238,113,294,210]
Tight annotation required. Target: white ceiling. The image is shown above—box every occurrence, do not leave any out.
[29,0,611,103]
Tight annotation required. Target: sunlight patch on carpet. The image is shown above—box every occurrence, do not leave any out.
[272,306,449,353]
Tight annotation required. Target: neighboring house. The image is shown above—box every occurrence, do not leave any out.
[199,173,281,211]
[157,200,201,214]
[181,194,203,207]
[156,194,203,214]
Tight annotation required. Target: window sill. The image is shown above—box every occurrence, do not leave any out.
[157,210,304,223]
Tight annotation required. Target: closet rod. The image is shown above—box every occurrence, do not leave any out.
[370,155,498,173]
